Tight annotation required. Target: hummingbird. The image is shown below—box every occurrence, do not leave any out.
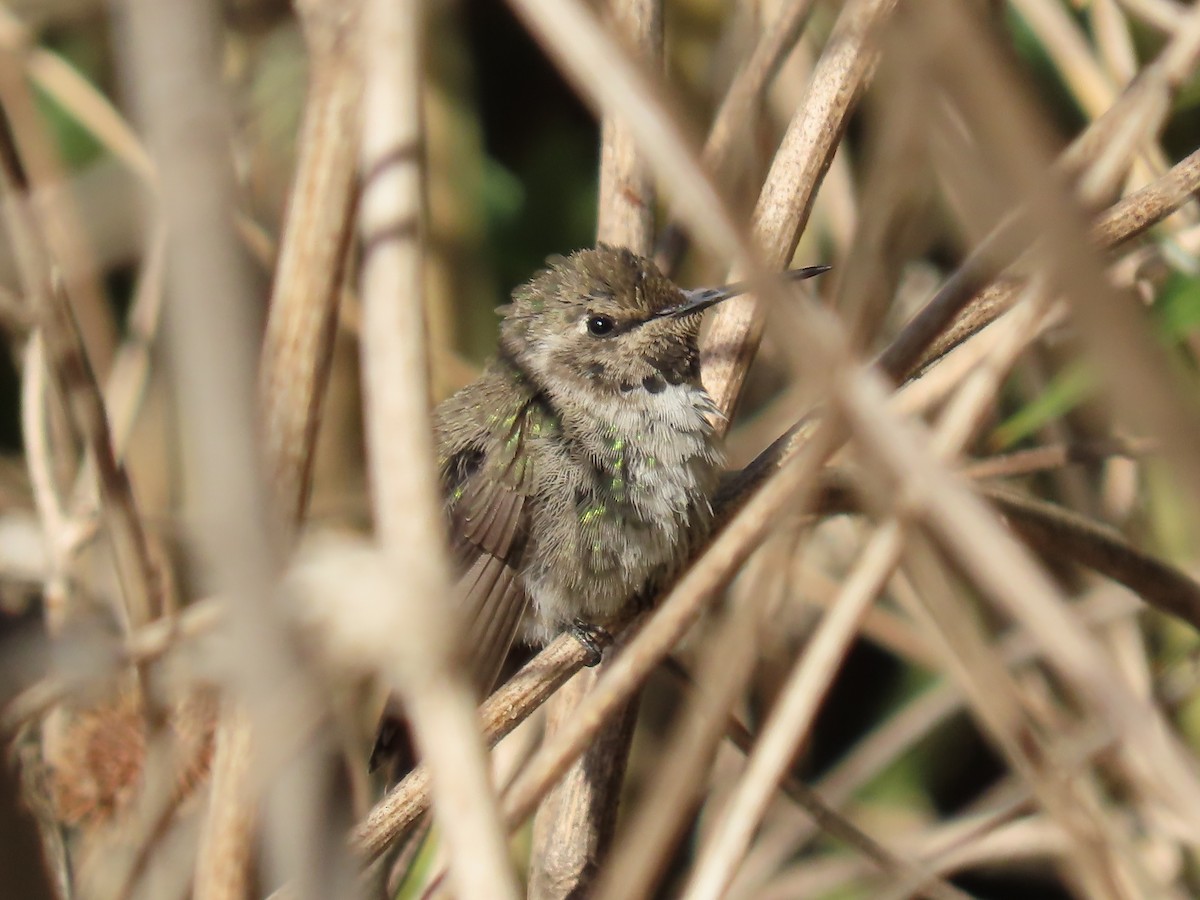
[370,245,828,773]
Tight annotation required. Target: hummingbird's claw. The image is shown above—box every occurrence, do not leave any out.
[570,619,611,666]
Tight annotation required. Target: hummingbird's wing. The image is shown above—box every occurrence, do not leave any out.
[450,427,533,695]
[369,388,536,776]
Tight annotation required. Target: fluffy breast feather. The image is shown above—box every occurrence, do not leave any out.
[520,380,722,641]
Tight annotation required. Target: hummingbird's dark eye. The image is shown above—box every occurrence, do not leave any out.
[586,314,616,337]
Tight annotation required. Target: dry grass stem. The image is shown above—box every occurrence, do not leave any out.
[700,0,819,183]
[680,522,911,900]
[19,334,73,630]
[260,0,362,526]
[358,1,516,895]
[818,584,1141,798]
[1013,0,1126,121]
[712,702,970,900]
[1092,146,1200,246]
[0,107,159,633]
[94,223,166,461]
[593,0,658,255]
[505,0,745,264]
[962,439,1156,481]
[737,588,1141,899]
[787,562,941,668]
[118,0,342,895]
[764,816,1070,900]
[1114,0,1188,32]
[850,362,1200,825]
[679,59,1200,878]
[592,558,792,900]
[526,668,637,898]
[915,0,1200,562]
[893,548,1146,898]
[192,705,254,900]
[983,484,1200,631]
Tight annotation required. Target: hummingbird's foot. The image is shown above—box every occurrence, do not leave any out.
[570,619,611,667]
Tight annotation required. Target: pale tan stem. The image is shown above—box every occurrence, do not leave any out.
[119,0,340,895]
[358,0,518,896]
[679,522,908,900]
[260,1,362,526]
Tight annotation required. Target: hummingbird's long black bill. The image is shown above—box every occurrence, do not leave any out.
[656,264,832,319]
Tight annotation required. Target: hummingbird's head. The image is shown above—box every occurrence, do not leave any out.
[498,245,715,397]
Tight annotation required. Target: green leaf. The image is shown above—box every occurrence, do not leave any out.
[990,362,1094,451]
[480,156,525,227]
[32,84,104,170]
[1152,271,1200,341]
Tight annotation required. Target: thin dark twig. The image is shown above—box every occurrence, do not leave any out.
[811,466,1200,635]
[983,484,1200,632]
[0,100,161,632]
